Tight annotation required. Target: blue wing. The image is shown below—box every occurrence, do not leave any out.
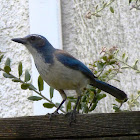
[55,50,96,80]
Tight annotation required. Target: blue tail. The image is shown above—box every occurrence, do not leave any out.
[91,79,127,100]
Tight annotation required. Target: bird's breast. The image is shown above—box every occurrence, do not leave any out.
[34,56,90,90]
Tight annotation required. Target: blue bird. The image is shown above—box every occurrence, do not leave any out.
[12,34,127,122]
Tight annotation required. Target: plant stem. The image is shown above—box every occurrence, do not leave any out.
[91,0,115,16]
[0,67,66,113]
[105,51,140,72]
[114,57,140,72]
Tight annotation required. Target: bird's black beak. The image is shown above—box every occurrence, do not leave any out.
[11,38,27,44]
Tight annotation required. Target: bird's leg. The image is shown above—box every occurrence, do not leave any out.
[49,90,67,120]
[53,99,66,114]
[66,95,81,125]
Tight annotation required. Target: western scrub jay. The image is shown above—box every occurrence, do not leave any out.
[12,34,127,121]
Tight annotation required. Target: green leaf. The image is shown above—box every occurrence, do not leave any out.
[68,98,77,103]
[50,87,54,99]
[18,62,22,77]
[5,58,10,66]
[113,79,120,82]
[3,73,14,78]
[4,66,11,73]
[43,103,55,108]
[21,83,30,90]
[38,75,44,91]
[133,59,139,70]
[135,59,138,65]
[125,57,128,62]
[0,55,4,63]
[136,71,140,73]
[89,101,98,111]
[25,70,31,82]
[103,3,107,8]
[66,100,71,112]
[121,66,129,69]
[122,53,125,59]
[28,96,42,101]
[109,59,116,65]
[95,5,98,10]
[28,83,37,90]
[115,98,123,103]
[4,58,11,73]
[137,90,140,95]
[95,14,101,17]
[12,78,21,82]
[96,94,106,101]
[102,56,108,61]
[81,102,89,113]
[110,7,114,13]
[113,104,121,112]
[108,55,113,59]
[81,95,87,102]
[97,62,104,71]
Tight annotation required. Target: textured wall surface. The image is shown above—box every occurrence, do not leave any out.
[0,0,33,117]
[61,0,140,112]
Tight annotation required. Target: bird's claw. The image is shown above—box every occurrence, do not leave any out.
[65,110,78,125]
[48,111,59,121]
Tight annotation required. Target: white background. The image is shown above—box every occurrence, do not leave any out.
[29,0,63,115]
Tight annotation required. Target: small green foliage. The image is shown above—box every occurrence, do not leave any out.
[81,102,89,113]
[122,53,125,59]
[67,100,71,112]
[0,55,4,63]
[28,96,42,101]
[4,58,11,73]
[97,61,104,71]
[0,57,66,113]
[12,78,21,82]
[38,75,44,91]
[67,96,77,103]
[96,93,106,101]
[25,70,31,82]
[43,103,55,108]
[110,6,114,13]
[4,66,11,74]
[5,58,10,66]
[3,73,14,78]
[133,59,138,70]
[28,83,37,90]
[113,104,121,112]
[103,3,107,8]
[18,62,23,77]
[50,87,54,99]
[21,83,30,90]
[95,5,98,10]
[95,14,101,17]
[89,100,98,112]
[121,66,129,69]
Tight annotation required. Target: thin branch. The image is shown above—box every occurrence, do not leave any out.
[92,0,115,16]
[0,67,66,113]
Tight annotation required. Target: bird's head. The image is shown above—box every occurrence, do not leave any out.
[12,34,54,56]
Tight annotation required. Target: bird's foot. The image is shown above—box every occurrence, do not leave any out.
[65,109,78,125]
[48,110,59,121]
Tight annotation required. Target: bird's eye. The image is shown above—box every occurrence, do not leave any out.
[30,36,36,41]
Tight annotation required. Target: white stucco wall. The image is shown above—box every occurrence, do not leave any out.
[61,0,140,112]
[0,0,33,117]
